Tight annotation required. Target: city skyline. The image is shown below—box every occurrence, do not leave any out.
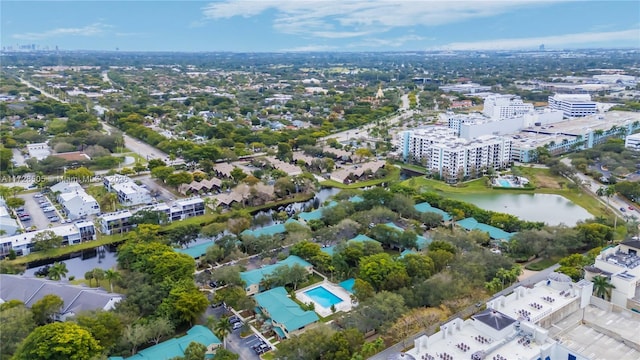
[1,1,639,52]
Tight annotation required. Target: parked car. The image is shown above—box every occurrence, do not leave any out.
[48,216,60,222]
[43,207,56,213]
[232,322,243,330]
[228,315,240,324]
[629,206,635,211]
[620,207,627,212]
[16,207,25,213]
[33,193,43,199]
[20,215,31,221]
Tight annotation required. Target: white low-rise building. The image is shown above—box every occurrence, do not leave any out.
[26,142,51,161]
[548,94,597,118]
[59,190,100,219]
[405,274,640,360]
[99,210,134,235]
[0,221,96,256]
[103,175,152,206]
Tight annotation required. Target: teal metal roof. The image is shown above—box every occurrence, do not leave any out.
[384,222,403,231]
[348,234,380,244]
[272,326,286,338]
[174,241,214,259]
[254,287,318,332]
[299,208,324,222]
[339,278,355,293]
[456,217,516,240]
[320,245,335,256]
[241,219,301,237]
[414,202,452,221]
[399,249,417,258]
[122,325,220,360]
[240,255,312,287]
[416,235,432,250]
[349,195,364,203]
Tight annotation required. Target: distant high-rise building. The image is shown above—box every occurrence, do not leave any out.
[539,44,545,51]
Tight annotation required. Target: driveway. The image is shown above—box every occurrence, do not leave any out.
[18,193,60,231]
[201,305,262,360]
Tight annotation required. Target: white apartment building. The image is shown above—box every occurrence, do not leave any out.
[439,83,492,94]
[400,128,512,182]
[585,239,640,312]
[0,221,96,256]
[99,210,134,235]
[482,94,534,119]
[548,94,597,118]
[625,132,640,150]
[103,175,152,206]
[405,274,640,360]
[58,190,101,219]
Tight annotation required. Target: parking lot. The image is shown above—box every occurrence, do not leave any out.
[202,304,269,360]
[18,193,64,231]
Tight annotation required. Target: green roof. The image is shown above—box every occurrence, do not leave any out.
[241,219,301,237]
[348,234,380,244]
[174,241,214,259]
[240,255,312,287]
[121,325,220,360]
[254,287,318,332]
[414,202,452,221]
[456,217,516,240]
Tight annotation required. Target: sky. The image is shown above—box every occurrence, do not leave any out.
[1,1,639,52]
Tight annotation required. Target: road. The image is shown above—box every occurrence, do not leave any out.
[321,93,415,143]
[369,264,560,360]
[100,121,170,161]
[560,158,635,220]
[18,78,67,103]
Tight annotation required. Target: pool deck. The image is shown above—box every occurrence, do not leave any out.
[296,281,355,317]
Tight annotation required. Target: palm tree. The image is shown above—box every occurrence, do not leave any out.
[48,262,68,281]
[104,269,121,293]
[592,275,615,300]
[213,317,233,349]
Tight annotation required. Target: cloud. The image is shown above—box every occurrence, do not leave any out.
[12,23,111,40]
[202,0,557,38]
[434,28,640,50]
[350,34,427,48]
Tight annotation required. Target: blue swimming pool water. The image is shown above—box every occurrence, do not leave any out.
[498,179,512,187]
[304,286,343,307]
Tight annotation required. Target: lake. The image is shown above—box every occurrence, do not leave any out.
[449,193,593,226]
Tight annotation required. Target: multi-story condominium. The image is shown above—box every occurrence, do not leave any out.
[548,93,597,118]
[482,94,534,119]
[400,128,512,183]
[103,175,152,206]
[585,239,640,312]
[405,274,640,360]
[99,210,134,235]
[51,181,100,219]
[0,221,96,256]
[170,197,205,221]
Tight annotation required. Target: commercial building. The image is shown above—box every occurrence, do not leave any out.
[399,128,512,182]
[254,287,319,339]
[0,274,122,321]
[26,142,51,161]
[482,94,534,120]
[405,274,640,360]
[548,94,597,118]
[440,83,492,94]
[625,132,640,150]
[103,175,152,206]
[0,221,96,256]
[584,239,640,312]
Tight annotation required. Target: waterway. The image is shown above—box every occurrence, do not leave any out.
[23,246,118,279]
[449,193,593,226]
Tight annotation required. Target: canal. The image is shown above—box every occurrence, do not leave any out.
[449,193,593,226]
[23,246,119,279]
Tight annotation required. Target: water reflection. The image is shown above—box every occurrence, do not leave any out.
[24,246,119,279]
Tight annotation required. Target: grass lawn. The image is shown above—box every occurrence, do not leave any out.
[321,166,400,189]
[525,257,561,271]
[298,273,324,289]
[402,176,490,194]
[261,352,275,360]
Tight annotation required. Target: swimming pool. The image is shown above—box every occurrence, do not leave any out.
[304,286,344,308]
[498,179,512,187]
